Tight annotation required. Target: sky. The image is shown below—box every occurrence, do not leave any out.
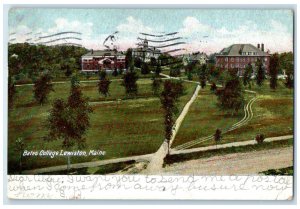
[8,8,294,54]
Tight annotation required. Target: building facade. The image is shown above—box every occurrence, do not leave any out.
[183,52,208,66]
[216,44,270,75]
[132,39,161,62]
[81,50,126,72]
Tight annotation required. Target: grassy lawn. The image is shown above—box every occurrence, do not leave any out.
[8,79,196,173]
[172,80,293,149]
[43,160,136,175]
[223,81,293,145]
[15,70,160,85]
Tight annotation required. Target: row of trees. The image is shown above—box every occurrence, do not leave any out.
[9,43,87,80]
[186,53,294,92]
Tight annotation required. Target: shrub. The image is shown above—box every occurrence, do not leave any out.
[255,134,265,144]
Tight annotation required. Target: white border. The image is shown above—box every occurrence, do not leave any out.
[1,0,299,207]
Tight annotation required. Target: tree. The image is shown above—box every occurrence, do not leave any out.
[125,48,133,70]
[155,63,162,77]
[150,57,157,67]
[243,63,253,88]
[218,70,230,86]
[141,62,150,74]
[210,82,217,93]
[160,80,184,154]
[15,137,25,174]
[112,68,118,77]
[269,53,279,90]
[33,72,54,105]
[255,134,265,144]
[207,64,219,81]
[214,129,222,148]
[152,77,163,96]
[256,59,265,86]
[8,75,17,109]
[198,64,208,88]
[216,69,245,115]
[285,61,294,88]
[122,71,139,97]
[170,68,181,77]
[45,76,93,170]
[187,69,193,81]
[62,58,77,77]
[97,71,111,97]
[134,57,142,68]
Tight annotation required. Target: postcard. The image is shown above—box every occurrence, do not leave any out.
[6,7,294,200]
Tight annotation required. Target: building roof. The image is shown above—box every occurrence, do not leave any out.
[132,47,161,54]
[83,50,125,57]
[189,52,208,60]
[217,44,269,56]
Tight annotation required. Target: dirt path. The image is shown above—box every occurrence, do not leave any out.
[171,135,293,155]
[163,147,293,175]
[22,153,153,174]
[143,84,201,174]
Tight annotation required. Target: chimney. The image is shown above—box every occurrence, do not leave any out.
[257,44,260,49]
[91,49,94,54]
[261,43,264,52]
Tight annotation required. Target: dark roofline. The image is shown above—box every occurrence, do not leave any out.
[217,43,270,56]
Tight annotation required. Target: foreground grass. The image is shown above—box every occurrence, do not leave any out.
[9,80,196,173]
[165,138,293,166]
[43,160,136,175]
[172,81,293,149]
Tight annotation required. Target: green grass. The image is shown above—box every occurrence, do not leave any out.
[14,70,161,85]
[259,166,293,176]
[172,80,293,149]
[222,81,293,145]
[43,160,136,175]
[165,138,293,166]
[171,87,248,148]
[8,79,197,173]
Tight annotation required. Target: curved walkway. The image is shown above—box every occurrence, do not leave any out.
[173,95,259,150]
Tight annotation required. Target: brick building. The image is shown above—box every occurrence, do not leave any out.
[81,50,126,72]
[216,44,270,75]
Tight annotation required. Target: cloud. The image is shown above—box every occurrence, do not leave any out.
[179,16,212,37]
[116,16,153,35]
[178,17,293,54]
[9,16,293,54]
[9,18,94,46]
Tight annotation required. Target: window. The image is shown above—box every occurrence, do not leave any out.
[231,64,234,68]
[236,64,239,68]
[248,52,252,55]
[231,57,234,62]
[236,57,239,62]
[225,57,228,62]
